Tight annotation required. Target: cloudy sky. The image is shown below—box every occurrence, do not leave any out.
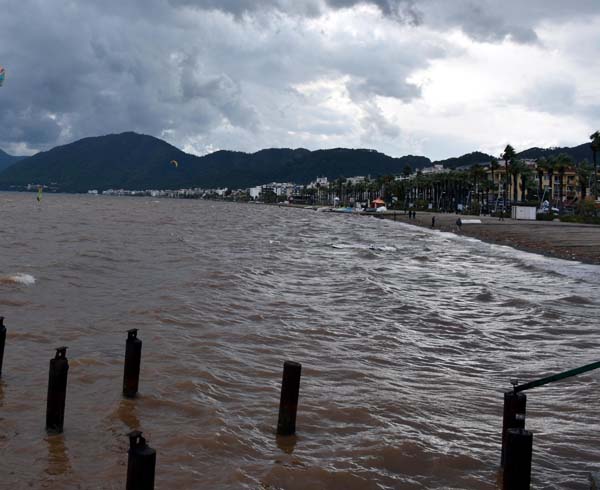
[1,0,599,159]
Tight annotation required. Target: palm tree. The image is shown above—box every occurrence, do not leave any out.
[519,164,534,203]
[470,164,487,211]
[501,145,516,207]
[489,158,500,201]
[575,160,592,201]
[590,131,600,199]
[552,154,572,207]
[509,159,526,204]
[535,157,548,201]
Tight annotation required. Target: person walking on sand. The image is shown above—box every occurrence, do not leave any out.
[456,218,462,231]
[431,216,436,228]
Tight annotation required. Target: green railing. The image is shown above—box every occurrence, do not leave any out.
[513,360,600,393]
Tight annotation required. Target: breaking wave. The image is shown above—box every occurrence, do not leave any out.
[0,273,36,286]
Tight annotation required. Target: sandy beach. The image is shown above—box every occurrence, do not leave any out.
[373,210,600,265]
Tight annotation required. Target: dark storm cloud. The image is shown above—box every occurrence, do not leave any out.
[169,0,422,23]
[167,0,600,43]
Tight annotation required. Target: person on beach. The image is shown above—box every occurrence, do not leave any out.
[431,216,435,228]
[456,218,462,231]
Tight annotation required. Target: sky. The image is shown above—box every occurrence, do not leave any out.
[1,0,599,160]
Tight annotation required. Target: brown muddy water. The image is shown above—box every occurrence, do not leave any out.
[1,192,600,489]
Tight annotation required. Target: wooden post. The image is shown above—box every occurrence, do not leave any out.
[501,390,526,466]
[46,347,69,433]
[277,361,301,436]
[126,431,156,490]
[123,329,142,398]
[502,428,532,490]
[0,317,6,377]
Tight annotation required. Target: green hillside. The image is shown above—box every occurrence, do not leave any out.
[0,149,26,172]
[0,132,430,192]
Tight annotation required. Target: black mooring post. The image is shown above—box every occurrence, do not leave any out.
[46,347,69,433]
[126,431,156,490]
[0,317,6,377]
[501,390,526,466]
[502,428,533,490]
[123,329,142,398]
[277,361,302,436]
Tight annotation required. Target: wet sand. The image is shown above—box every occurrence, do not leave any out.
[374,211,600,265]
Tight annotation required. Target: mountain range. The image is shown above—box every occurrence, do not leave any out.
[0,149,25,172]
[0,132,594,192]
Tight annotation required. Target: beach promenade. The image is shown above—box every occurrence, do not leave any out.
[374,211,600,265]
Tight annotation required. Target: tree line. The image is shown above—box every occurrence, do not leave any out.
[295,131,600,216]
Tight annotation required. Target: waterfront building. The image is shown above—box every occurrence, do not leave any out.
[346,176,366,185]
[420,164,447,175]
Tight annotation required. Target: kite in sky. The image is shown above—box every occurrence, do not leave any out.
[0,66,5,86]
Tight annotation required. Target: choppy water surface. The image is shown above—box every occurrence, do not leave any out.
[1,192,600,489]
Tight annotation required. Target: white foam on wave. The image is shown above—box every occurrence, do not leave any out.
[2,273,36,286]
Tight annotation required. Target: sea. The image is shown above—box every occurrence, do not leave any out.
[1,192,599,489]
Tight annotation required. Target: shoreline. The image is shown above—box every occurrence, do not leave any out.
[371,210,600,265]
[280,204,600,265]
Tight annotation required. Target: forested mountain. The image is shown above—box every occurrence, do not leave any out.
[433,151,495,169]
[516,143,592,163]
[0,132,430,192]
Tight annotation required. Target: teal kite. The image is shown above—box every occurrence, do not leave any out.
[0,66,5,87]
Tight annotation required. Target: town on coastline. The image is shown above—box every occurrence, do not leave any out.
[96,140,600,224]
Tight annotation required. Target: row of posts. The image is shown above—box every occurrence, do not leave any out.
[0,317,301,490]
[0,316,539,489]
[3,316,595,488]
[0,315,537,489]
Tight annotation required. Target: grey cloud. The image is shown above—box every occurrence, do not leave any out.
[166,0,600,45]
[169,0,421,23]
[0,0,599,159]
[518,80,577,115]
[418,0,600,44]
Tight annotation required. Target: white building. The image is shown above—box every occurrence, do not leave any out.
[420,164,447,175]
[307,176,329,189]
[346,176,366,184]
[249,186,261,200]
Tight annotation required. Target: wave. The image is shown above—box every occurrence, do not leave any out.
[557,295,594,305]
[332,243,397,252]
[0,273,36,286]
[474,289,494,303]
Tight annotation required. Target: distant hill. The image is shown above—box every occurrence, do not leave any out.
[433,144,595,170]
[433,151,495,170]
[0,149,26,172]
[516,143,593,163]
[0,132,431,192]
